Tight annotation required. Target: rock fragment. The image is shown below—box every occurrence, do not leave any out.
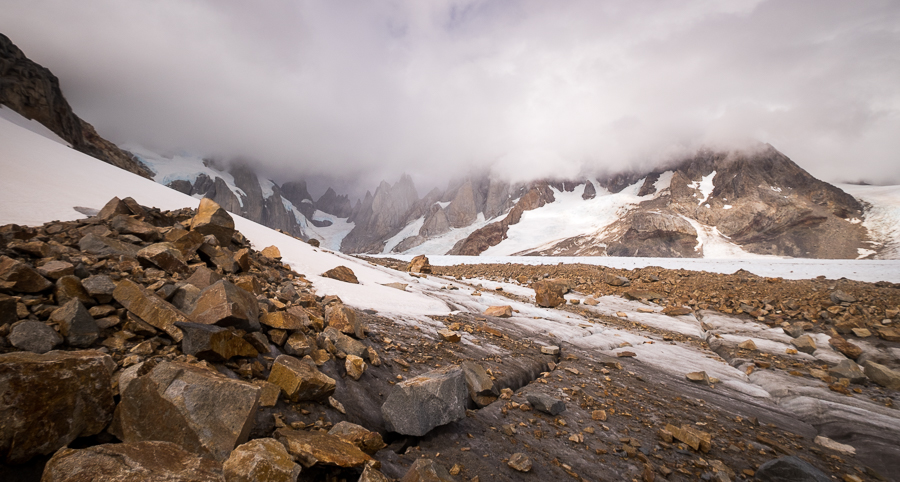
[81,274,116,303]
[345,354,367,380]
[791,335,817,355]
[49,299,99,347]
[400,459,455,482]
[274,428,373,469]
[0,350,114,464]
[526,393,566,415]
[532,280,565,308]
[382,366,467,436]
[862,361,900,390]
[325,303,365,338]
[42,441,224,482]
[190,198,235,246]
[190,280,260,332]
[0,255,52,292]
[8,321,63,353]
[828,359,866,384]
[323,265,359,284]
[406,255,432,274]
[223,438,301,482]
[176,322,259,361]
[113,279,188,342]
[112,361,260,461]
[483,305,512,318]
[328,421,386,454]
[137,242,189,274]
[665,423,711,452]
[461,360,499,407]
[267,354,336,402]
[36,260,74,280]
[261,245,282,260]
[754,456,830,482]
[508,452,532,472]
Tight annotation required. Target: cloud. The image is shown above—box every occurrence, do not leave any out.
[2,0,899,188]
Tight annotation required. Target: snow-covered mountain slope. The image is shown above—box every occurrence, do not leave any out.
[0,116,441,317]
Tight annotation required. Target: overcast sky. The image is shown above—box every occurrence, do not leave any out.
[3,0,899,190]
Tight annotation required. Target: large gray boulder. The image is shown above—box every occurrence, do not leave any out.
[8,321,62,353]
[0,350,114,464]
[111,361,260,461]
[41,441,224,482]
[381,366,467,436]
[49,299,99,347]
[754,456,830,482]
[190,280,261,332]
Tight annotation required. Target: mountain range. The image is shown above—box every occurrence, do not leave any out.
[2,32,897,260]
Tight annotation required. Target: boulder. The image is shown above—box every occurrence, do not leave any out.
[81,275,116,304]
[322,266,359,284]
[828,359,866,383]
[663,306,692,316]
[42,441,224,482]
[791,335,817,355]
[326,303,365,338]
[223,438,301,482]
[685,371,711,385]
[186,266,223,290]
[623,290,664,301]
[176,322,259,362]
[77,233,140,258]
[322,327,367,358]
[8,321,63,353]
[0,350,114,464]
[283,331,314,357]
[360,465,391,482]
[234,248,251,272]
[267,354,336,402]
[382,366,467,436]
[532,280,565,308]
[862,361,900,390]
[830,291,856,304]
[261,246,282,260]
[461,361,499,407]
[754,456,830,482]
[438,329,461,343]
[190,280,260,332]
[483,305,512,318]
[406,255,432,274]
[110,215,160,242]
[738,339,758,350]
[0,255,52,292]
[828,335,862,360]
[198,244,240,273]
[97,196,134,220]
[111,361,261,461]
[55,275,95,307]
[171,230,205,257]
[36,260,74,280]
[274,428,373,469]
[137,242,189,274]
[113,279,189,342]
[328,421,386,454]
[190,198,236,246]
[526,393,566,415]
[345,354,367,380]
[400,459,455,482]
[664,423,711,452]
[49,299,99,347]
[260,310,306,331]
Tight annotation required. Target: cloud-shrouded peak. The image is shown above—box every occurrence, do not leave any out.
[2,0,898,186]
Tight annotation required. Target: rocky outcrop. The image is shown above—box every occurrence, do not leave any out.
[446,180,478,228]
[316,187,354,218]
[605,211,699,257]
[0,34,152,178]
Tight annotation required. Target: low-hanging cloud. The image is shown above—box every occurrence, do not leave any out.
[3,0,899,190]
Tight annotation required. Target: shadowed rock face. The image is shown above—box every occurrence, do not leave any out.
[0,34,152,178]
[341,175,420,253]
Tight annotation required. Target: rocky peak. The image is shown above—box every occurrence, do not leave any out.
[315,187,353,218]
[340,176,420,253]
[0,33,152,179]
[446,180,478,228]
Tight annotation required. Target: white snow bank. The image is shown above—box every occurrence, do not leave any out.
[0,106,70,147]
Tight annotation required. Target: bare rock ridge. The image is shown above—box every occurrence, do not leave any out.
[0,33,153,179]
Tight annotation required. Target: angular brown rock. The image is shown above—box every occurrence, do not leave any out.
[267,354,336,402]
[111,361,260,461]
[190,198,235,246]
[0,255,52,293]
[533,280,565,308]
[137,242,189,274]
[323,265,359,284]
[223,438,301,482]
[113,279,188,342]
[274,428,373,469]
[328,421,386,454]
[42,441,224,482]
[325,303,365,338]
[190,280,260,332]
[0,350,114,464]
[406,255,432,274]
[483,305,513,318]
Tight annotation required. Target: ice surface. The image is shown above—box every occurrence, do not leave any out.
[304,210,355,252]
[839,183,900,259]
[383,216,425,253]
